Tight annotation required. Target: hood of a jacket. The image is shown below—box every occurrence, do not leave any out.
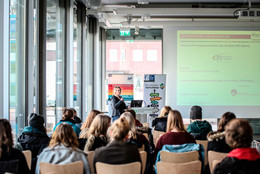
[18,127,48,144]
[207,131,225,142]
[228,147,260,161]
[188,120,212,133]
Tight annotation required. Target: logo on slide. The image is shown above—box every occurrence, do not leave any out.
[231,89,237,96]
[212,54,232,61]
[160,83,165,89]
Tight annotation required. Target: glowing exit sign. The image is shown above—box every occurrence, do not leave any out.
[120,30,130,36]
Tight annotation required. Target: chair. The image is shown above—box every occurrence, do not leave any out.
[208,151,228,173]
[139,151,147,174]
[143,133,149,141]
[153,130,165,146]
[160,150,199,163]
[212,160,221,172]
[86,151,95,174]
[96,161,141,174]
[22,150,32,170]
[39,161,84,174]
[196,140,208,165]
[142,123,149,127]
[157,160,201,174]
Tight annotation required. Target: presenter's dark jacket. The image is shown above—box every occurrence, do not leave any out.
[110,95,127,117]
[93,140,141,172]
[152,117,167,132]
[213,148,260,174]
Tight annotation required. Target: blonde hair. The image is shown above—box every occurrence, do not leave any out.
[81,110,102,130]
[88,114,111,137]
[113,86,121,95]
[121,112,137,139]
[49,123,79,150]
[159,106,172,118]
[166,110,186,132]
[0,119,13,158]
[110,117,130,141]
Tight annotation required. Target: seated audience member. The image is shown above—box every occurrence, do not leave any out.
[93,117,141,172]
[36,123,90,174]
[125,109,143,127]
[0,119,29,174]
[207,112,236,153]
[154,110,196,157]
[71,108,82,129]
[213,119,260,174]
[122,112,154,174]
[84,114,111,152]
[53,108,81,137]
[187,105,212,140]
[80,109,102,139]
[17,113,50,173]
[152,106,172,132]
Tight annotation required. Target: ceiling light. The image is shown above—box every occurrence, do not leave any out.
[138,0,149,5]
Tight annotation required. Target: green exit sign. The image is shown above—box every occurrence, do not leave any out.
[120,30,130,36]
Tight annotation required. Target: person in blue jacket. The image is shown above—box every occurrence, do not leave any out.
[53,108,81,137]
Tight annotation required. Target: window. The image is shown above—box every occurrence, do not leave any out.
[46,0,66,134]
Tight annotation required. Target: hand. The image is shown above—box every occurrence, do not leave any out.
[120,97,124,101]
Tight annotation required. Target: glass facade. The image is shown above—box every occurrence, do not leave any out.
[46,0,66,133]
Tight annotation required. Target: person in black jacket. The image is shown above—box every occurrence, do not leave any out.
[93,117,141,173]
[110,86,127,122]
[152,106,172,132]
[213,119,260,174]
[0,119,29,174]
[16,113,50,173]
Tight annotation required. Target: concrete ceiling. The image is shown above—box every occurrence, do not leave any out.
[87,0,260,28]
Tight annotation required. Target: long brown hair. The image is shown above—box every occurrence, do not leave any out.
[49,123,79,150]
[88,114,111,137]
[217,112,236,132]
[81,110,103,130]
[62,108,74,120]
[166,110,186,132]
[0,119,14,158]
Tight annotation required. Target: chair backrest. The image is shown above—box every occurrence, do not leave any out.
[157,160,202,174]
[153,130,165,146]
[212,160,221,172]
[96,162,141,174]
[160,150,199,163]
[142,123,149,127]
[208,151,228,173]
[143,133,149,141]
[0,159,19,174]
[22,150,32,170]
[139,151,147,174]
[86,151,95,174]
[39,161,84,174]
[196,140,208,165]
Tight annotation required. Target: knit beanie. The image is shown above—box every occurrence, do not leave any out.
[190,105,202,120]
[29,113,44,129]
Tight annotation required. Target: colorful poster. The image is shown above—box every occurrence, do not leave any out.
[108,74,134,103]
[143,74,166,126]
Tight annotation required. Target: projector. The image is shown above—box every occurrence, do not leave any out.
[236,9,260,19]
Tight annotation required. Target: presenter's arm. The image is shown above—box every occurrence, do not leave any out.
[111,96,124,109]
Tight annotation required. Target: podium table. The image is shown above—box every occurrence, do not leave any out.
[131,107,160,127]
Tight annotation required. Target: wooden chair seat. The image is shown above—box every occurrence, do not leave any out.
[22,150,32,170]
[208,151,228,173]
[96,162,141,174]
[39,161,84,174]
[157,160,202,174]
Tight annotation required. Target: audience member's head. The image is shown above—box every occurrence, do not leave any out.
[62,107,68,115]
[167,110,186,132]
[70,108,77,117]
[121,112,137,139]
[81,109,103,130]
[49,123,79,150]
[0,119,13,158]
[190,105,202,120]
[217,112,236,132]
[159,106,172,118]
[88,114,111,137]
[225,119,252,149]
[110,117,130,141]
[62,108,74,120]
[28,113,45,131]
[125,109,136,119]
